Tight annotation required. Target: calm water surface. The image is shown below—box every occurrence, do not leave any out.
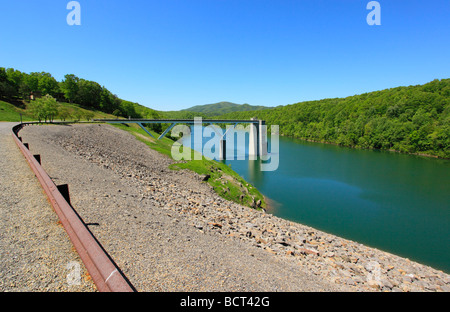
[185,129,450,273]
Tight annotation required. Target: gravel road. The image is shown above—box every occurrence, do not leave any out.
[17,123,450,292]
[0,122,96,292]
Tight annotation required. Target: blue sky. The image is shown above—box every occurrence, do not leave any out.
[0,0,449,111]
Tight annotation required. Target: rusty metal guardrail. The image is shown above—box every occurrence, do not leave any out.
[12,122,136,292]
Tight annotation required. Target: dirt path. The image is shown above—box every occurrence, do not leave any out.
[0,122,95,291]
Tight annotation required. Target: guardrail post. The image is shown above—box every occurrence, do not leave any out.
[57,184,71,206]
[33,154,41,165]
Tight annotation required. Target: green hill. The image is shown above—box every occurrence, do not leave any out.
[215,79,450,159]
[0,66,162,123]
[0,99,120,122]
[157,110,209,119]
[0,100,33,122]
[181,101,269,116]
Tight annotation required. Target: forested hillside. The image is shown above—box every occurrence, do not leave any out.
[182,101,268,116]
[217,79,450,158]
[0,67,160,120]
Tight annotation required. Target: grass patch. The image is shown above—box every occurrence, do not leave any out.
[111,123,266,209]
[0,100,34,122]
[0,99,118,122]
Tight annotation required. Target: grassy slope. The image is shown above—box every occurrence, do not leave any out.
[111,123,266,210]
[0,100,118,122]
[0,100,34,121]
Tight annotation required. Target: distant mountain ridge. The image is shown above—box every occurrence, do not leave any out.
[181,101,268,116]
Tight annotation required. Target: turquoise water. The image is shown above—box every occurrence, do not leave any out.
[185,128,450,273]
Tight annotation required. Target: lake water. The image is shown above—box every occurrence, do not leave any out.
[183,127,450,273]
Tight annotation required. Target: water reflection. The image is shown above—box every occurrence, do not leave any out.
[247,159,264,181]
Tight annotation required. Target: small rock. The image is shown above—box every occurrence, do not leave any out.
[381,278,394,289]
[208,222,222,228]
[367,280,381,289]
[345,278,356,286]
[296,236,306,244]
[193,223,203,230]
[402,275,414,283]
[350,256,359,264]
[297,247,319,256]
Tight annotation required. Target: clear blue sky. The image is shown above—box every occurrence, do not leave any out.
[0,0,449,111]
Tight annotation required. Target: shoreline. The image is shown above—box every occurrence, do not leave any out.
[263,192,450,276]
[19,123,450,292]
[262,193,449,275]
[279,134,448,160]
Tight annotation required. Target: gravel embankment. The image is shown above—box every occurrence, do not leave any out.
[20,124,450,292]
[0,123,96,292]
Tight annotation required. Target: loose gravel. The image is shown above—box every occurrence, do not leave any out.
[18,123,450,292]
[0,122,96,292]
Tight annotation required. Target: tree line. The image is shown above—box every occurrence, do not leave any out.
[0,67,160,120]
[217,79,450,158]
